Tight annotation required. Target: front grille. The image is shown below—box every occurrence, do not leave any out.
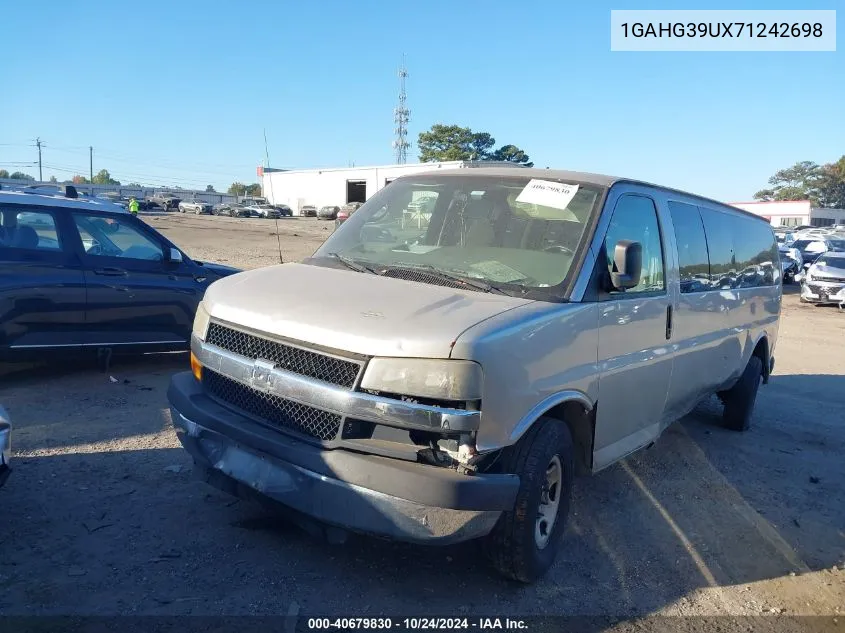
[815,276,845,284]
[203,369,341,441]
[206,323,361,388]
[381,268,482,292]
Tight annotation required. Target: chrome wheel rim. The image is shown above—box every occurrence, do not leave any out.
[535,454,562,549]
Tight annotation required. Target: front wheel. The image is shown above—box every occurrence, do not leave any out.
[483,417,573,583]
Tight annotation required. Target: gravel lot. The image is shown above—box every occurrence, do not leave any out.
[1,213,843,620]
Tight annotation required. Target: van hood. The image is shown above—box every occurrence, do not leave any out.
[203,262,534,358]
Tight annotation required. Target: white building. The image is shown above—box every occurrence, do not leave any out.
[259,160,525,215]
[728,200,845,228]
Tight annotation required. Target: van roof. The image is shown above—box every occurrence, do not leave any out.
[404,167,767,223]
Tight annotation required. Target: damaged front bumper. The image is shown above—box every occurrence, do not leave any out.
[801,280,845,305]
[168,372,518,545]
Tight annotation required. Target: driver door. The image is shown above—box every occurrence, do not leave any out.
[71,213,202,348]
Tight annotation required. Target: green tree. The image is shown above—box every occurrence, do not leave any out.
[491,144,534,167]
[417,124,533,166]
[9,171,35,181]
[754,161,823,204]
[49,175,58,183]
[0,169,9,178]
[205,184,216,192]
[418,124,488,162]
[817,156,845,208]
[228,182,247,196]
[92,169,120,185]
[245,183,262,196]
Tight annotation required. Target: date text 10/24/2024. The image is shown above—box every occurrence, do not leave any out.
[307,618,528,631]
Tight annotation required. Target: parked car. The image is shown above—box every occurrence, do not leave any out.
[149,192,182,210]
[317,205,341,220]
[0,186,241,362]
[239,203,279,219]
[799,251,845,305]
[300,205,317,217]
[241,196,268,207]
[0,404,9,488]
[168,168,781,583]
[179,199,213,214]
[212,203,232,216]
[272,204,293,217]
[791,237,845,265]
[778,244,802,283]
[334,202,362,229]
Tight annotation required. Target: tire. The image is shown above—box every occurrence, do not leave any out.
[483,417,574,583]
[720,355,763,432]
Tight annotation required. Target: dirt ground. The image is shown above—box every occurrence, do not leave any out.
[1,213,843,620]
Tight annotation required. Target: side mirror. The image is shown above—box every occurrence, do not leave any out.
[167,247,183,264]
[609,240,642,291]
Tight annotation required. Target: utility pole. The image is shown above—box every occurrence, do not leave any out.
[36,138,43,181]
[89,146,94,183]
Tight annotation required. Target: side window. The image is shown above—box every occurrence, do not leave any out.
[0,209,62,251]
[734,216,778,287]
[667,201,711,293]
[602,195,665,295]
[73,215,163,261]
[700,208,737,289]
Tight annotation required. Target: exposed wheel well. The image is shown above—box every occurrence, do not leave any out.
[540,400,594,476]
[753,336,770,384]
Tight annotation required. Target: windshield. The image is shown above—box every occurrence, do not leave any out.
[816,254,845,267]
[311,174,603,298]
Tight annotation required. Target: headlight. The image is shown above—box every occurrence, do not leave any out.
[193,301,211,341]
[360,358,483,401]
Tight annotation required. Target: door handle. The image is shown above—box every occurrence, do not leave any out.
[665,305,674,340]
[93,267,127,277]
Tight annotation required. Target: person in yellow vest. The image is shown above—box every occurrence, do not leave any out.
[128,197,140,215]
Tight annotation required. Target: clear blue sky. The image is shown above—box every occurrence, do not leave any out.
[1,0,841,201]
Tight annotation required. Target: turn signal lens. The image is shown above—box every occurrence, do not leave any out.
[190,352,202,382]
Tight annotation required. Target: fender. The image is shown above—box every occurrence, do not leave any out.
[508,389,594,444]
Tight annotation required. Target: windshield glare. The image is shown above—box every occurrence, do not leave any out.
[312,175,602,294]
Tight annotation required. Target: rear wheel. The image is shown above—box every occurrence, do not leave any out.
[720,355,763,431]
[483,417,573,583]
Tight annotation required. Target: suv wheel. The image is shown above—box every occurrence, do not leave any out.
[483,416,573,583]
[720,355,763,431]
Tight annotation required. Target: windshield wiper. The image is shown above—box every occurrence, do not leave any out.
[325,252,381,274]
[391,264,510,295]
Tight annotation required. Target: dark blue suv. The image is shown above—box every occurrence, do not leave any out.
[0,185,240,361]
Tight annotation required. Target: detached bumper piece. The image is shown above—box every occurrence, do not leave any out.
[168,372,519,545]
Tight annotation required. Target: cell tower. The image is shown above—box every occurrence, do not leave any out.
[392,56,410,164]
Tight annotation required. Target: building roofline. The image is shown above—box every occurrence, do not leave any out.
[261,160,526,176]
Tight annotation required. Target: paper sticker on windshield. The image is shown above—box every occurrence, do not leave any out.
[516,180,579,211]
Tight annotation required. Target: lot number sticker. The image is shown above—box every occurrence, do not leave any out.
[516,179,580,211]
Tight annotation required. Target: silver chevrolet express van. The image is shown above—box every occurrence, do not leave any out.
[167,168,781,582]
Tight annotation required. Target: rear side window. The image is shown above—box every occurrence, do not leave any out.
[667,201,710,293]
[699,207,778,289]
[0,208,62,251]
[734,216,778,287]
[699,208,738,289]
